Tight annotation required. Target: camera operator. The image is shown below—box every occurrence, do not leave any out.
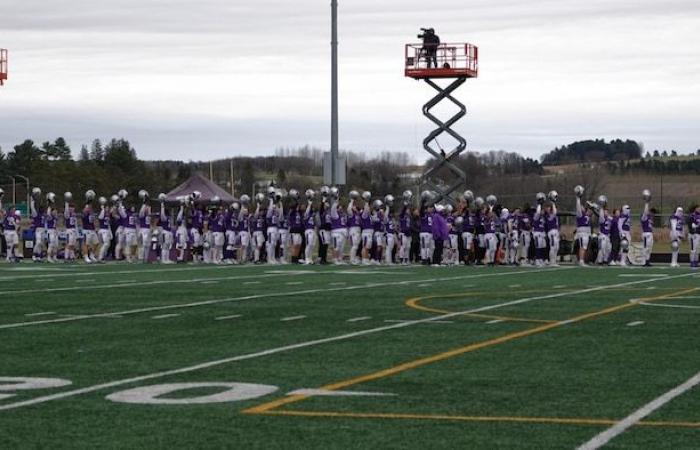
[419,28,440,69]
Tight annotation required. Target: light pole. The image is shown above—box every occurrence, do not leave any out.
[331,0,339,185]
[14,174,30,214]
[8,176,16,205]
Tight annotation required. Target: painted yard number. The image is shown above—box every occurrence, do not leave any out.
[0,377,277,405]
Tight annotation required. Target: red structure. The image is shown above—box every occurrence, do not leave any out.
[405,43,478,79]
[0,49,7,86]
[405,42,478,203]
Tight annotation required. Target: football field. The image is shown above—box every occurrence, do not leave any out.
[1,263,699,448]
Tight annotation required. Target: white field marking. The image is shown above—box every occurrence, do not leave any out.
[638,301,700,310]
[665,296,700,300]
[384,319,453,324]
[151,314,180,320]
[0,267,564,330]
[1,270,696,412]
[24,312,56,317]
[201,281,219,285]
[577,371,700,450]
[487,319,506,324]
[281,315,306,322]
[508,284,522,288]
[626,321,644,327]
[0,394,14,401]
[287,389,397,397]
[347,316,372,322]
[3,272,294,296]
[106,383,278,405]
[618,274,668,278]
[215,315,242,321]
[286,282,304,286]
[0,377,72,391]
[244,281,261,285]
[116,280,138,284]
[76,279,96,283]
[553,285,566,289]
[418,284,431,287]
[0,264,240,282]
[646,286,657,290]
[330,282,346,286]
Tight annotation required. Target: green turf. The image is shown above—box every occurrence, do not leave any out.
[1,263,698,448]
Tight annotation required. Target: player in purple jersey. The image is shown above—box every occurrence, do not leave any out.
[444,204,459,265]
[504,208,519,266]
[45,194,59,263]
[596,206,613,265]
[209,202,227,264]
[278,201,290,265]
[482,205,498,266]
[30,190,46,262]
[137,192,153,263]
[574,194,593,267]
[158,198,174,264]
[287,199,304,264]
[532,197,548,267]
[1,192,21,262]
[97,197,113,262]
[82,198,99,263]
[190,205,206,263]
[518,209,532,266]
[617,205,632,266]
[347,194,362,265]
[459,201,476,265]
[302,193,317,264]
[330,198,348,265]
[63,194,79,262]
[609,209,620,265]
[252,195,267,264]
[398,201,413,265]
[669,207,685,267]
[238,199,253,264]
[640,197,654,266]
[545,202,560,266]
[690,206,700,268]
[174,200,189,263]
[119,202,138,263]
[371,200,386,265]
[266,192,283,265]
[360,196,374,265]
[419,199,435,265]
[318,191,333,265]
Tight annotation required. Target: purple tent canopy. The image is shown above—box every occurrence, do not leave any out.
[165,174,235,205]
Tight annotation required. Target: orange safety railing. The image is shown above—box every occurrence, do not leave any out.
[405,43,478,79]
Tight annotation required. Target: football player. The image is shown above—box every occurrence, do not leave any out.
[302,191,317,265]
[287,195,304,264]
[398,195,413,266]
[30,188,46,262]
[371,199,386,265]
[330,192,348,265]
[689,205,700,269]
[252,194,267,264]
[265,190,282,265]
[669,207,685,268]
[45,193,59,263]
[545,195,560,267]
[118,199,138,263]
[81,191,100,263]
[596,204,613,265]
[63,193,79,262]
[347,192,363,265]
[640,191,654,267]
[137,190,152,263]
[574,187,592,267]
[97,197,113,262]
[419,198,435,265]
[532,194,547,267]
[360,193,374,265]
[618,205,632,266]
[1,193,21,263]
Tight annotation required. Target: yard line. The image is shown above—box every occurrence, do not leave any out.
[0,268,565,330]
[576,371,700,450]
[244,281,261,285]
[215,315,242,321]
[3,272,293,296]
[0,271,693,412]
[0,264,239,282]
[626,321,644,327]
[346,316,371,322]
[201,281,219,285]
[486,319,505,324]
[281,315,307,322]
[618,274,668,278]
[384,320,453,325]
[24,312,56,317]
[286,282,304,286]
[638,301,700,310]
[151,314,180,320]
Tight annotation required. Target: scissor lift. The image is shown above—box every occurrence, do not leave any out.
[405,43,478,202]
[0,49,7,85]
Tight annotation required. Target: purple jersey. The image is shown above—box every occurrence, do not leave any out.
[32,208,44,229]
[576,214,591,228]
[191,210,204,231]
[610,217,620,237]
[288,210,303,233]
[304,210,316,230]
[65,211,78,229]
[160,213,171,231]
[545,213,559,231]
[3,214,17,231]
[373,211,385,232]
[386,217,397,234]
[420,213,433,233]
[360,210,373,230]
[252,211,266,232]
[463,212,476,233]
[238,213,250,232]
[82,209,97,231]
[45,213,57,230]
[124,210,137,229]
[641,214,653,233]
[331,210,347,230]
[670,213,684,232]
[99,211,111,230]
[400,208,412,234]
[532,213,545,232]
[267,207,281,227]
[210,212,225,233]
[484,215,496,234]
[690,212,700,234]
[519,214,532,231]
[347,210,360,228]
[139,210,150,228]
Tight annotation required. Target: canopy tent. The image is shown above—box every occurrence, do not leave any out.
[164,174,235,205]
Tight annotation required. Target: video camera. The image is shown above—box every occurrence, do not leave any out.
[417,27,434,39]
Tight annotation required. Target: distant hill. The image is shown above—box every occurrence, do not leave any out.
[541,139,642,165]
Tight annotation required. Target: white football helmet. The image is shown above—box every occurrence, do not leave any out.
[642,189,652,202]
[64,192,73,202]
[32,187,42,198]
[349,190,360,200]
[574,185,585,198]
[362,191,372,202]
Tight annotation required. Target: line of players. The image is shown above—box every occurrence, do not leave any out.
[1,185,699,267]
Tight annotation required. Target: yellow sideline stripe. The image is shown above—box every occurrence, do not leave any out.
[259,410,700,429]
[243,288,697,415]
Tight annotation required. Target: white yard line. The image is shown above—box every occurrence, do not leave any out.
[577,371,700,450]
[151,314,180,320]
[346,316,371,323]
[626,321,644,327]
[0,271,694,412]
[0,268,564,330]
[201,281,219,285]
[0,265,237,282]
[281,315,306,322]
[638,301,700,310]
[384,320,453,324]
[618,274,668,278]
[24,312,56,317]
[244,281,261,285]
[215,315,242,321]
[486,319,505,324]
[286,282,304,286]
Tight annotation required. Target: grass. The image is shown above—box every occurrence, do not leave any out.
[1,263,699,448]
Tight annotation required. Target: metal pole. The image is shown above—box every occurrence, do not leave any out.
[10,176,16,205]
[331,0,339,185]
[230,160,235,197]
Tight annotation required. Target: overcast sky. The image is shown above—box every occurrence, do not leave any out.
[1,0,698,162]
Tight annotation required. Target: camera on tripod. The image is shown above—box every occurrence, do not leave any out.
[417,27,435,40]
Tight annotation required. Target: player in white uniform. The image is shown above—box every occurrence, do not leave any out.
[81,191,100,263]
[159,195,174,264]
[30,189,46,262]
[175,200,189,263]
[63,193,79,262]
[574,186,593,267]
[347,192,362,265]
[97,197,114,262]
[302,191,317,265]
[669,208,685,268]
[137,190,152,263]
